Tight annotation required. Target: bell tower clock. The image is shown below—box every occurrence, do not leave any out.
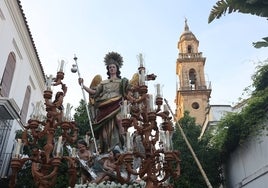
[175,19,211,127]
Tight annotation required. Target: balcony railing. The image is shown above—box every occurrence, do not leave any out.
[179,81,211,91]
[178,52,203,59]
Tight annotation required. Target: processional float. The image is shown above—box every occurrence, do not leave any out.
[9,54,181,188]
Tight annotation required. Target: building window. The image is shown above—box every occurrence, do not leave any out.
[1,52,16,97]
[192,102,199,109]
[20,85,31,124]
[189,68,197,89]
[187,45,192,53]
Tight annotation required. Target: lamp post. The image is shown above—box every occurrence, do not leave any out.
[9,61,78,188]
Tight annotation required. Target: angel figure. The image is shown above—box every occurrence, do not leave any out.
[78,52,131,153]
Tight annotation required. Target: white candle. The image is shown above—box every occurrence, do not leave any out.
[159,130,165,150]
[156,83,161,97]
[139,69,145,85]
[166,131,170,151]
[59,60,65,72]
[15,139,22,157]
[148,94,154,112]
[134,92,139,99]
[163,104,168,112]
[46,75,53,91]
[123,100,128,117]
[126,132,131,151]
[85,134,89,145]
[72,147,76,158]
[159,130,165,143]
[56,136,62,156]
[64,103,72,121]
[66,103,70,111]
[138,53,144,67]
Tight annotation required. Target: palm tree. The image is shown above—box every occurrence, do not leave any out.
[208,0,268,48]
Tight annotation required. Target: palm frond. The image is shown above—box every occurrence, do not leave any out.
[253,37,268,48]
[208,0,230,23]
[208,0,268,23]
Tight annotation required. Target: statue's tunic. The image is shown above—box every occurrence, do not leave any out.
[92,78,128,153]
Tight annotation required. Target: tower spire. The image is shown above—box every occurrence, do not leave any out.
[184,17,189,31]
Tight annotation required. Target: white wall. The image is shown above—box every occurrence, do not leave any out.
[0,0,45,176]
[225,129,268,188]
[200,105,232,137]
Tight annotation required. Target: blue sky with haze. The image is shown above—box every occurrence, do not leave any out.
[20,0,268,112]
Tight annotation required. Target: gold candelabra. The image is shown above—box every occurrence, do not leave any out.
[113,55,181,188]
[8,56,180,188]
[9,61,78,188]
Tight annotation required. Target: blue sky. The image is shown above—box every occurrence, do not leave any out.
[20,0,268,112]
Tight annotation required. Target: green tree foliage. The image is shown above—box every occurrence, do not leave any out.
[253,37,268,49]
[15,131,71,188]
[73,99,91,140]
[208,112,243,159]
[172,111,223,188]
[16,162,35,188]
[208,0,268,48]
[209,61,268,162]
[252,60,268,92]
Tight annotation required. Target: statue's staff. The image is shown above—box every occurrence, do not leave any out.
[71,55,98,155]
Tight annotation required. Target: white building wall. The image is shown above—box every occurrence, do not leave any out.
[200,105,232,137]
[201,102,268,188]
[225,129,268,188]
[0,0,45,178]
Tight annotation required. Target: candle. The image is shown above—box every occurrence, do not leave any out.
[134,92,139,99]
[163,104,168,112]
[15,139,22,157]
[159,130,165,143]
[166,131,170,151]
[85,134,89,145]
[159,130,165,150]
[64,103,72,121]
[121,100,128,118]
[36,101,42,120]
[72,147,76,157]
[59,60,65,72]
[126,132,131,151]
[148,94,154,112]
[56,136,62,157]
[46,75,53,91]
[123,100,128,117]
[156,83,161,97]
[138,53,144,67]
[139,69,145,85]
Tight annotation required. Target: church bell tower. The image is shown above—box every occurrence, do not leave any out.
[175,20,211,126]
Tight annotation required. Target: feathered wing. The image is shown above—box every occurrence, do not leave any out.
[90,74,102,89]
[88,74,102,122]
[129,73,139,87]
